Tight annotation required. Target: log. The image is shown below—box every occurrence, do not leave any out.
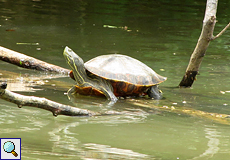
[179,0,230,87]
[0,46,70,74]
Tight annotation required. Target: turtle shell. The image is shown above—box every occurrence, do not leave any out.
[85,54,167,86]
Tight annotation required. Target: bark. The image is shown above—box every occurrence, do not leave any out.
[0,46,70,74]
[179,0,230,87]
[0,82,95,117]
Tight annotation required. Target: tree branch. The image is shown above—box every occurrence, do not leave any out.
[211,22,230,40]
[179,0,219,87]
[0,82,96,117]
[0,46,70,74]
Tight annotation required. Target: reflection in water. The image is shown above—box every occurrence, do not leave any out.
[0,69,69,91]
[48,121,81,158]
[192,127,220,159]
[48,112,150,159]
[83,143,149,159]
[0,104,49,134]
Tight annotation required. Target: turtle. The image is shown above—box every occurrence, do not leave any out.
[63,46,167,103]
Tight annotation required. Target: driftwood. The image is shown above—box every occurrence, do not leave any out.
[179,0,230,87]
[0,46,70,74]
[0,82,95,117]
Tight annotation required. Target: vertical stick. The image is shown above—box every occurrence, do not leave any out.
[179,0,218,87]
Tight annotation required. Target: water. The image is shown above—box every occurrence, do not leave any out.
[1,0,230,159]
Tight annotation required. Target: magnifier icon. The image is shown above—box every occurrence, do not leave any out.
[3,141,18,157]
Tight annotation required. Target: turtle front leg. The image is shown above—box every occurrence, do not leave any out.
[99,84,118,102]
[103,89,118,102]
[96,79,118,102]
[147,85,162,99]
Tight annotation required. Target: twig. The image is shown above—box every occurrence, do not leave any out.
[211,22,230,40]
[0,82,96,117]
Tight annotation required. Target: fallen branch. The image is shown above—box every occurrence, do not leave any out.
[0,82,95,117]
[0,46,70,74]
[179,0,230,87]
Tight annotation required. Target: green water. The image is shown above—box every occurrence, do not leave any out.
[1,0,230,159]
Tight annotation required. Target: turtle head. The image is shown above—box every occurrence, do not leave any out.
[63,46,86,83]
[63,46,84,69]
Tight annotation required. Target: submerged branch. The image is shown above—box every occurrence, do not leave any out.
[130,100,230,125]
[0,46,70,74]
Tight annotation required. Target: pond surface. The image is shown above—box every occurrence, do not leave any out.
[1,0,230,159]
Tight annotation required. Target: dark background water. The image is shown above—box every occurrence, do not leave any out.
[0,0,230,159]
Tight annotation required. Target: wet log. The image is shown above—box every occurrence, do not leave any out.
[179,0,230,87]
[0,82,95,117]
[0,46,70,74]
